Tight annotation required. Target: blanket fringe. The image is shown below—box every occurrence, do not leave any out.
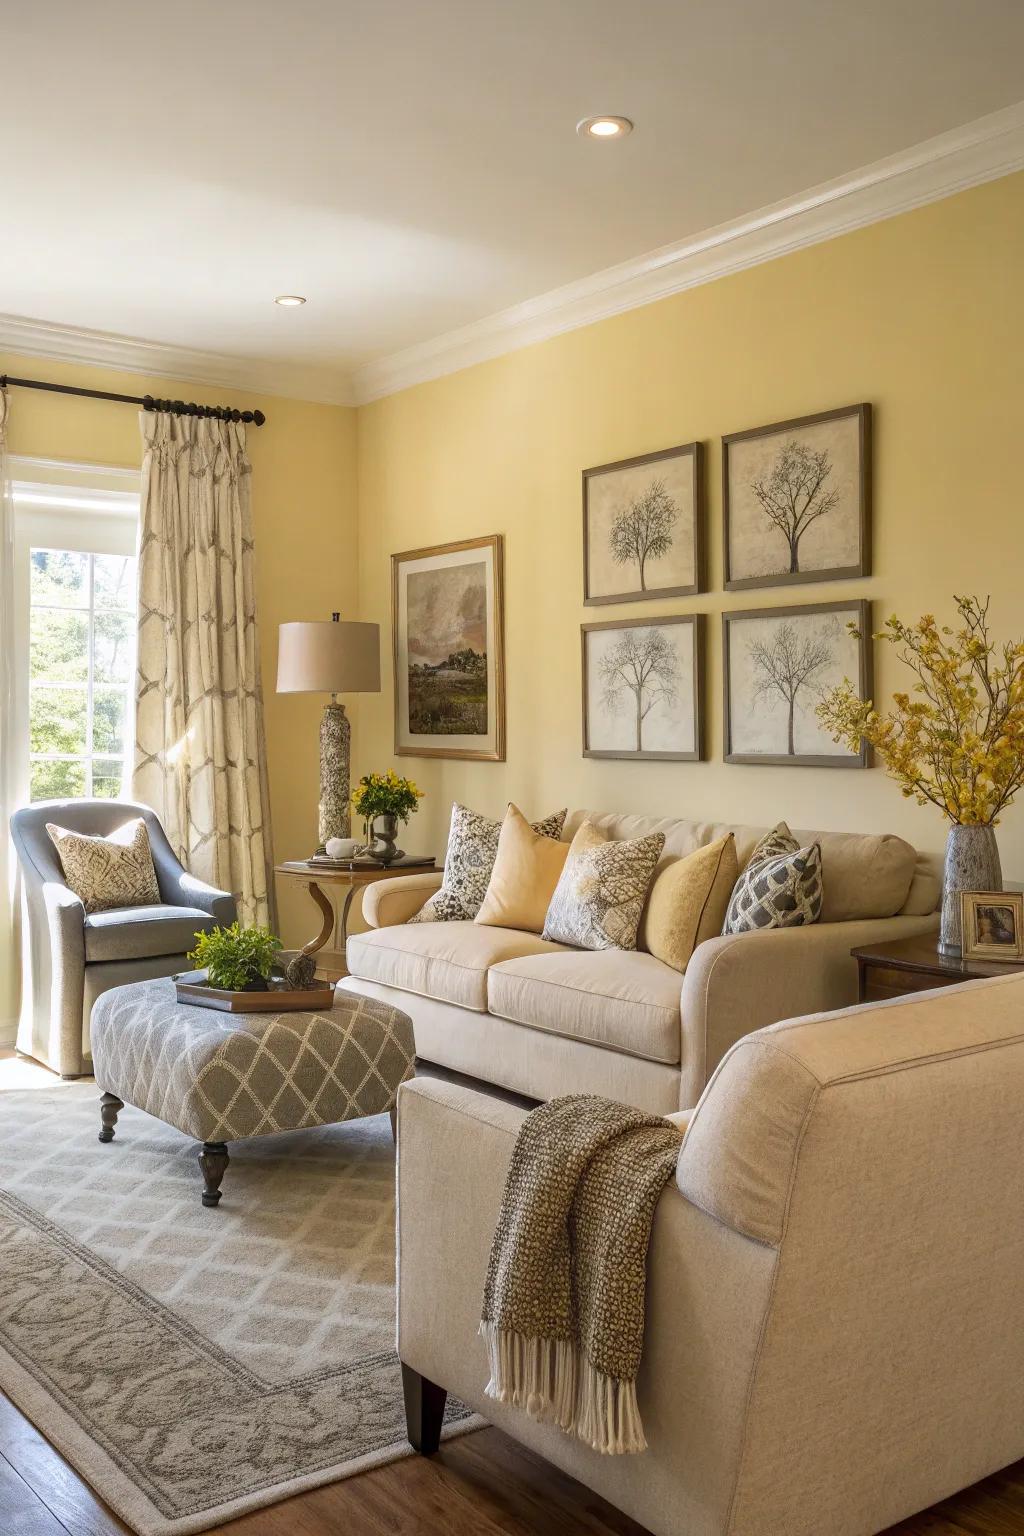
[479,1321,647,1455]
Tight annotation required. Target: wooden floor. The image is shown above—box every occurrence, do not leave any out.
[1,1389,1024,1536]
[3,1052,1024,1535]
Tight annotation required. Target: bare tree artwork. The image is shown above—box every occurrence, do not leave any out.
[751,440,840,574]
[599,628,678,752]
[608,479,678,591]
[748,621,835,755]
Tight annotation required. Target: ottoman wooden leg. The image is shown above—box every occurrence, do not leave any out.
[198,1142,230,1207]
[98,1093,123,1143]
[401,1363,447,1455]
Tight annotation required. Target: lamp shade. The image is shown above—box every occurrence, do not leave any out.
[276,618,381,695]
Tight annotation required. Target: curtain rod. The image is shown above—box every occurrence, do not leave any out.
[0,373,267,427]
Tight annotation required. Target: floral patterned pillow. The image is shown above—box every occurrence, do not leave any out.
[542,822,665,951]
[46,818,161,914]
[411,803,567,923]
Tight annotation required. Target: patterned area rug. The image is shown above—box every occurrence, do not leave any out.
[0,1083,476,1535]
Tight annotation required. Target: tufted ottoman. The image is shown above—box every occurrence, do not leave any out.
[90,977,416,1206]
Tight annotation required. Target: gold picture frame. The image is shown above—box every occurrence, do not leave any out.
[960,890,1024,962]
[391,534,506,761]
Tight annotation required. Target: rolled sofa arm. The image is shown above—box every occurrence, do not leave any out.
[678,912,939,1108]
[362,872,444,928]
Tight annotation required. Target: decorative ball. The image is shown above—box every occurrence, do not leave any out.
[284,952,318,989]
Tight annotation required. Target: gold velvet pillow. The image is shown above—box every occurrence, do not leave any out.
[644,834,738,973]
[474,803,570,933]
[46,818,161,914]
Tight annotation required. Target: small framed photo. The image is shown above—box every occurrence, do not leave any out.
[723,403,871,590]
[582,614,704,761]
[583,442,704,604]
[960,891,1024,962]
[723,599,871,768]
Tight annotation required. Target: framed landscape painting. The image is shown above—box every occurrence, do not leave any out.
[723,600,871,767]
[392,534,505,760]
[583,442,704,604]
[723,404,871,590]
[582,614,704,761]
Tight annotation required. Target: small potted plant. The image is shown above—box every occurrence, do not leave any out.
[189,922,283,992]
[351,769,424,864]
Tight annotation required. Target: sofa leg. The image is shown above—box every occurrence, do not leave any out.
[401,1362,447,1455]
[198,1142,230,1207]
[98,1093,123,1143]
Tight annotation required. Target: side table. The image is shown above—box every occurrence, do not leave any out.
[851,933,1024,1005]
[275,858,442,980]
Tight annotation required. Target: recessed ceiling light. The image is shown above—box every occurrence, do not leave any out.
[274,294,307,307]
[577,116,633,140]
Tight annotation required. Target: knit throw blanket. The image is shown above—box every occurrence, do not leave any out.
[480,1094,683,1456]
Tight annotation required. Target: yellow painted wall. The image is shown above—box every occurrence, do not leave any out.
[356,171,1024,883]
[1,352,358,948]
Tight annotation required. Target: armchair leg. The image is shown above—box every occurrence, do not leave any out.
[401,1362,447,1455]
[198,1142,230,1207]
[98,1093,123,1143]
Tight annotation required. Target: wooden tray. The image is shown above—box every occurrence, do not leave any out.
[173,974,335,1013]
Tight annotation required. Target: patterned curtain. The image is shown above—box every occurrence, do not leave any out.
[0,388,19,1027]
[133,413,274,926]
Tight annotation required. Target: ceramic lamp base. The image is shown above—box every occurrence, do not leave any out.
[318,700,351,849]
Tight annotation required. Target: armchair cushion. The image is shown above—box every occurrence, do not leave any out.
[84,904,217,964]
[46,817,160,913]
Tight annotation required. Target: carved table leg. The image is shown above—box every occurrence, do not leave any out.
[300,880,336,958]
[198,1142,230,1207]
[402,1362,447,1455]
[98,1093,123,1143]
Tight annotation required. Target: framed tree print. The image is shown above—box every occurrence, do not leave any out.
[392,534,505,760]
[723,600,871,767]
[583,442,704,604]
[582,615,704,761]
[723,404,871,590]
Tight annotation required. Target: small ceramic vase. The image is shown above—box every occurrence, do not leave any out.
[939,824,1002,956]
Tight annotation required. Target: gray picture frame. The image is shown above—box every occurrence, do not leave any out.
[723,599,872,768]
[723,404,871,591]
[583,442,705,605]
[582,613,705,762]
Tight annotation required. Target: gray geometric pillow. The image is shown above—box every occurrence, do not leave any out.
[542,822,665,952]
[46,817,161,914]
[723,822,823,934]
[411,802,567,923]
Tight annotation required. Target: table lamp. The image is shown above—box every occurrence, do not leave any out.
[277,614,381,855]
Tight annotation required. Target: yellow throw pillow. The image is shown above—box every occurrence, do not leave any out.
[644,834,738,973]
[474,803,570,933]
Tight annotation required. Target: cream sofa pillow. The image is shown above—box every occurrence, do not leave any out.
[46,818,161,914]
[644,834,738,973]
[475,803,570,933]
[543,821,665,951]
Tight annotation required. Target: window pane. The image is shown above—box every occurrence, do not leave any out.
[30,688,88,755]
[30,549,88,608]
[30,608,89,682]
[94,611,133,683]
[30,757,87,802]
[92,687,127,755]
[94,554,137,611]
[92,759,127,799]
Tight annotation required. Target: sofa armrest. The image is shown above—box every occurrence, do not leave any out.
[43,882,87,1075]
[362,872,443,928]
[678,912,939,1108]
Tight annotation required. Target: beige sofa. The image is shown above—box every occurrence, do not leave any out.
[341,809,940,1113]
[396,973,1024,1536]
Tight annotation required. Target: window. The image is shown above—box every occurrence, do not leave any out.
[29,549,137,800]
[11,457,140,807]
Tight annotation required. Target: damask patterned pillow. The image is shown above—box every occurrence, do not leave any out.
[723,822,823,934]
[542,822,665,952]
[410,802,567,923]
[46,818,161,914]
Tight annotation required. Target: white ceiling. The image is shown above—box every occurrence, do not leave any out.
[3,0,1024,401]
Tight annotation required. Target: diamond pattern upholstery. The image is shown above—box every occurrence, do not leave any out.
[91,978,416,1143]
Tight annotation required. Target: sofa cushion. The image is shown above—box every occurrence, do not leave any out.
[543,824,665,952]
[645,833,738,972]
[488,949,683,1064]
[411,803,567,924]
[475,803,570,933]
[83,904,216,964]
[724,826,823,934]
[346,921,567,1012]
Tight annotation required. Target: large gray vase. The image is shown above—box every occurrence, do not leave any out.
[939,824,1002,957]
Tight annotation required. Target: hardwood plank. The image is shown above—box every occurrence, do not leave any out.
[0,1396,129,1536]
[0,1449,71,1535]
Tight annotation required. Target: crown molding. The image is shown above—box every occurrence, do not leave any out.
[0,313,357,408]
[351,100,1024,404]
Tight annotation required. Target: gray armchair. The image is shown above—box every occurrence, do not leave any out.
[10,799,236,1078]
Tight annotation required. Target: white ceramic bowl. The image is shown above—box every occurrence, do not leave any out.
[325,837,360,859]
